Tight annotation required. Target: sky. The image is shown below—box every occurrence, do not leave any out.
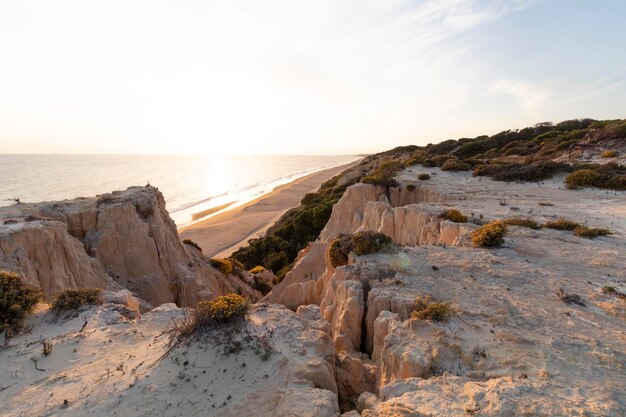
[0,0,625,155]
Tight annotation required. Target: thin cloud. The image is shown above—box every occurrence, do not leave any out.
[488,78,551,114]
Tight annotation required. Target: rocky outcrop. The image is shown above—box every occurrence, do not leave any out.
[0,186,258,307]
[269,182,469,311]
[0,301,341,417]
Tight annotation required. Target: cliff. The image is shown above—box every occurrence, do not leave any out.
[0,186,259,307]
[2,152,625,416]
[266,165,626,415]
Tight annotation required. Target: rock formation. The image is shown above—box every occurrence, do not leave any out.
[0,186,259,307]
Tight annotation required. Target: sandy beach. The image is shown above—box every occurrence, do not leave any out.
[179,160,360,258]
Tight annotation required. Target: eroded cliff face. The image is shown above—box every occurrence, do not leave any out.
[267,167,626,415]
[0,186,259,307]
[267,182,470,310]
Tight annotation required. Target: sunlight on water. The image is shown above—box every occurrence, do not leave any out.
[0,154,359,227]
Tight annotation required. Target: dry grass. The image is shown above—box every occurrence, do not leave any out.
[411,295,454,321]
[502,217,541,229]
[543,218,580,231]
[52,288,102,311]
[178,294,248,338]
[573,226,612,239]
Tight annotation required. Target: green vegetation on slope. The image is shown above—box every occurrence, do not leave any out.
[231,172,363,277]
[232,118,625,281]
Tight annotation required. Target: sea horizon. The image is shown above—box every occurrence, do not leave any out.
[0,154,361,228]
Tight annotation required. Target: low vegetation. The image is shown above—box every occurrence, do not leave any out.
[565,164,626,190]
[471,221,507,248]
[543,218,580,230]
[251,276,271,295]
[249,266,265,274]
[210,258,234,274]
[182,294,248,337]
[0,271,42,333]
[182,239,202,252]
[501,217,541,229]
[232,169,365,278]
[328,231,394,268]
[362,160,403,187]
[573,226,611,239]
[52,288,102,311]
[602,286,616,294]
[438,209,467,223]
[440,159,468,171]
[601,150,617,158]
[231,118,625,283]
[411,295,454,321]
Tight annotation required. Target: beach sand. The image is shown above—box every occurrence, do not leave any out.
[179,160,360,258]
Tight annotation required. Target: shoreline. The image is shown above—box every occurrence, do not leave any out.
[179,159,360,258]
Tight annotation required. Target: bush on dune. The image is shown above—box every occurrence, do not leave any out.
[502,217,541,229]
[362,160,403,187]
[179,294,248,338]
[210,258,234,274]
[328,231,394,268]
[544,218,580,231]
[573,226,611,239]
[249,266,265,274]
[438,209,468,223]
[182,239,202,252]
[52,288,102,311]
[411,295,454,321]
[471,221,507,248]
[0,271,42,333]
[440,159,468,171]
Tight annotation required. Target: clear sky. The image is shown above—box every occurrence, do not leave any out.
[0,0,624,155]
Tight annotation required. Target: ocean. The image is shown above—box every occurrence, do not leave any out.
[0,154,359,227]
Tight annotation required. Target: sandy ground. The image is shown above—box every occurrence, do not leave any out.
[180,160,360,258]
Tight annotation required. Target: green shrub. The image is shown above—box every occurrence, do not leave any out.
[0,271,42,332]
[263,252,289,273]
[471,221,507,248]
[362,160,403,187]
[411,295,454,321]
[502,217,541,229]
[544,218,580,231]
[252,276,271,295]
[440,159,468,171]
[418,173,431,180]
[601,150,617,158]
[52,288,102,311]
[249,266,265,274]
[352,231,393,256]
[328,235,352,268]
[327,231,393,267]
[602,286,616,294]
[210,258,234,274]
[573,226,611,239]
[183,239,202,252]
[565,163,626,191]
[438,209,467,223]
[565,169,601,189]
